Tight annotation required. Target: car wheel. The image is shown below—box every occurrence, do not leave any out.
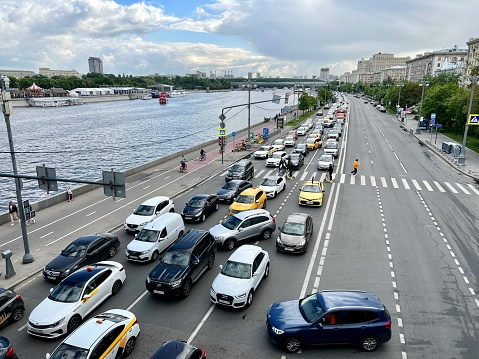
[11,307,24,322]
[151,250,159,262]
[124,337,136,357]
[215,203,219,211]
[181,279,192,298]
[207,253,215,270]
[224,238,236,251]
[108,246,117,258]
[263,263,270,279]
[67,315,82,333]
[246,290,254,307]
[261,229,272,240]
[178,230,184,240]
[360,335,379,351]
[283,337,302,353]
[112,280,123,295]
[262,201,266,209]
[200,213,206,222]
[250,171,254,179]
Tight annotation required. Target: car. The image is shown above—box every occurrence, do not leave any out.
[209,209,276,250]
[287,153,304,169]
[146,230,216,298]
[336,118,345,127]
[265,151,288,167]
[305,138,321,151]
[210,245,269,308]
[228,187,267,215]
[293,143,309,156]
[297,127,308,136]
[225,159,254,182]
[323,141,339,158]
[316,110,323,116]
[43,233,120,282]
[272,139,286,151]
[287,130,298,140]
[149,340,206,359]
[29,261,126,338]
[323,104,330,109]
[259,176,286,198]
[304,121,314,130]
[364,99,369,103]
[332,125,342,136]
[253,145,276,159]
[298,179,325,207]
[327,129,340,141]
[317,154,334,170]
[0,337,18,359]
[266,290,392,353]
[379,106,386,112]
[276,213,313,253]
[45,309,140,359]
[181,194,219,222]
[0,289,24,329]
[216,180,252,203]
[284,136,296,147]
[311,127,323,136]
[124,196,175,233]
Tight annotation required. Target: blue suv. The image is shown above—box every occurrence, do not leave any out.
[266,290,391,352]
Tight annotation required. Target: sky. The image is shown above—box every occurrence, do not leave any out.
[0,0,477,78]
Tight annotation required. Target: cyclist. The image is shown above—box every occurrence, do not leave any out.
[200,149,206,160]
[180,155,187,171]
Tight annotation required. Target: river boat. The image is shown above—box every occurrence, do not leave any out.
[141,94,152,100]
[27,97,83,107]
[168,90,183,98]
[159,92,168,104]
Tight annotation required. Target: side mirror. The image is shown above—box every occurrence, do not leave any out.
[83,294,91,300]
[50,288,53,293]
[46,354,51,359]
[278,226,282,231]
[192,259,200,266]
[253,272,259,277]
[219,264,223,270]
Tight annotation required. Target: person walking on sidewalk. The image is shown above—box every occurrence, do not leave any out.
[350,159,360,175]
[8,200,20,226]
[67,186,73,202]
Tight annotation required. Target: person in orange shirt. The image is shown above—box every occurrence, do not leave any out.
[350,159,359,175]
[324,313,337,325]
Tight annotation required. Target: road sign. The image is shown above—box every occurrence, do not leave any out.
[102,171,126,198]
[435,124,444,128]
[468,114,479,125]
[431,113,436,120]
[400,110,406,118]
[263,127,269,140]
[218,128,226,137]
[219,114,226,121]
[36,165,58,192]
[232,131,236,137]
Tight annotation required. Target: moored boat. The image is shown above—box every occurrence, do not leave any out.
[27,97,83,107]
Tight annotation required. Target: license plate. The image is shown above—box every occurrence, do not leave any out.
[29,328,43,334]
[129,256,138,259]
[47,276,56,280]
[218,299,230,305]
[185,217,192,220]
[307,201,313,204]
[154,290,164,295]
[284,247,294,251]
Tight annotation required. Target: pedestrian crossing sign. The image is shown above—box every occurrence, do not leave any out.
[218,127,226,136]
[468,114,479,125]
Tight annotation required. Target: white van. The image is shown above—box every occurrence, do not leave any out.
[125,212,185,262]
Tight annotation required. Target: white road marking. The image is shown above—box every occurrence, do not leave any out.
[381,177,387,187]
[126,290,149,311]
[400,162,407,173]
[444,182,458,193]
[360,175,366,186]
[411,180,422,191]
[370,176,376,187]
[456,183,470,194]
[40,231,53,239]
[422,181,433,191]
[86,211,96,217]
[255,169,265,178]
[391,178,399,189]
[467,184,479,195]
[143,186,150,189]
[188,304,216,344]
[340,174,346,183]
[265,169,275,177]
[350,175,355,185]
[300,172,308,181]
[433,181,446,192]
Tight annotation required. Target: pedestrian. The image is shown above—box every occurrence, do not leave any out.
[8,200,20,226]
[327,163,334,181]
[287,158,294,179]
[350,159,359,175]
[67,186,73,202]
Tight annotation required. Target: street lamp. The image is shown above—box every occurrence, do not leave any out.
[416,80,429,134]
[457,75,479,165]
[1,74,34,264]
[242,80,254,148]
[397,82,404,108]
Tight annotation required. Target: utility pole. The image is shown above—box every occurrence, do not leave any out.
[416,79,429,134]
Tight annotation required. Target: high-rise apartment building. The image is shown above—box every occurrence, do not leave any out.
[88,57,103,74]
[320,68,329,81]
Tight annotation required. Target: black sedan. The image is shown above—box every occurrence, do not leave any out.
[0,288,24,329]
[216,180,252,203]
[292,143,309,156]
[149,340,206,359]
[181,194,219,222]
[288,153,304,169]
[42,233,120,282]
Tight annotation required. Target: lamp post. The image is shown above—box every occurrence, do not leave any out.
[1,74,34,264]
[457,75,479,165]
[416,80,429,134]
[242,80,253,148]
[397,82,404,108]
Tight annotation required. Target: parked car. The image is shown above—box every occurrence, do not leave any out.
[149,340,206,359]
[29,261,126,338]
[124,196,175,233]
[298,180,325,207]
[209,209,276,250]
[265,151,288,167]
[146,230,216,298]
[253,145,276,159]
[216,180,252,203]
[210,245,269,308]
[293,143,309,156]
[0,288,24,328]
[228,187,267,215]
[272,139,286,151]
[266,290,392,353]
[316,110,323,116]
[225,159,254,182]
[0,337,18,359]
[276,213,313,253]
[317,154,334,170]
[288,153,304,169]
[43,233,120,282]
[259,176,286,198]
[379,106,386,112]
[284,136,296,147]
[181,194,219,222]
[45,309,140,359]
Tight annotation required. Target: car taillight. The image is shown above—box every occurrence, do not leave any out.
[7,347,14,357]
[385,321,391,330]
[201,349,206,358]
[16,294,22,300]
[272,217,276,222]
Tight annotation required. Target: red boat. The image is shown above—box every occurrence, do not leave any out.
[159,92,168,104]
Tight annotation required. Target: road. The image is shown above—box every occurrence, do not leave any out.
[2,96,479,359]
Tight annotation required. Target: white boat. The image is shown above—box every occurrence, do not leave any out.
[27,97,83,107]
[140,94,152,100]
[168,90,183,98]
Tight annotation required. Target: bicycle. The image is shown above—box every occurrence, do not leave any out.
[199,153,206,161]
[180,163,187,172]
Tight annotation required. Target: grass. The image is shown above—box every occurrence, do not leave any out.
[285,110,316,126]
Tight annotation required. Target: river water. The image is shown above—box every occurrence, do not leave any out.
[0,90,290,212]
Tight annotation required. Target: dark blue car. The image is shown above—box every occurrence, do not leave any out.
[266,290,391,352]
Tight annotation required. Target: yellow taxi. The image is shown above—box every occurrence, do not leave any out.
[229,187,267,215]
[305,137,321,151]
[298,179,325,207]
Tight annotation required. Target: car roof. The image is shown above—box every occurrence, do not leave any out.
[72,234,107,245]
[263,175,282,180]
[140,196,170,206]
[228,245,264,264]
[302,180,323,187]
[190,194,209,200]
[169,229,209,251]
[60,266,105,286]
[150,340,196,359]
[240,187,264,196]
[285,213,310,224]
[318,290,384,311]
[233,209,270,220]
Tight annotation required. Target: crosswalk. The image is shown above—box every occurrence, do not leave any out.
[220,169,479,196]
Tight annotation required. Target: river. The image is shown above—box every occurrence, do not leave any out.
[0,90,291,212]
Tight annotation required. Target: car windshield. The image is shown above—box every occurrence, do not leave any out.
[61,243,87,258]
[48,282,84,303]
[259,146,270,151]
[274,140,283,145]
[306,139,315,144]
[230,165,245,173]
[319,156,332,162]
[221,215,242,230]
[135,229,158,243]
[325,142,338,149]
[285,137,294,141]
[133,204,155,216]
[261,178,277,187]
[161,250,190,267]
[282,222,305,235]
[297,144,306,149]
[186,198,206,208]
[302,185,321,193]
[299,293,325,323]
[290,154,300,160]
[49,344,89,359]
[221,260,252,279]
[222,182,239,190]
[271,153,283,159]
[235,195,254,204]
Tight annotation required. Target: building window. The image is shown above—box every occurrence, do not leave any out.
[437,57,441,61]
[437,63,441,67]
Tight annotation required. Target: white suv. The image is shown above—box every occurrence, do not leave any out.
[124,196,175,232]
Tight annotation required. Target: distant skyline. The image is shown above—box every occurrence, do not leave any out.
[0,0,477,78]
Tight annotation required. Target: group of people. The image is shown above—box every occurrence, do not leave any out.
[279,158,294,179]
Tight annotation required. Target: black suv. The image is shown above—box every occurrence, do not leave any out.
[225,160,254,182]
[0,288,25,328]
[146,230,216,298]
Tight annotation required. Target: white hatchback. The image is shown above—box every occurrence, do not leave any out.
[297,127,308,136]
[272,139,285,151]
[124,196,175,232]
[284,136,296,147]
[210,245,269,308]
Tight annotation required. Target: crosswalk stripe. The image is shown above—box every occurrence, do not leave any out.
[360,175,366,186]
[444,182,458,193]
[255,170,265,178]
[340,174,346,183]
[433,181,446,192]
[467,184,479,195]
[312,172,318,181]
[456,183,470,194]
[401,178,410,190]
[423,180,433,191]
[265,169,276,177]
[411,179,422,191]
[370,176,376,187]
[350,175,356,185]
[381,177,387,188]
[319,173,326,182]
[300,172,308,181]
[391,178,399,189]
[294,171,300,178]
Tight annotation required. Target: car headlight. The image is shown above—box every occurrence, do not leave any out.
[297,240,306,247]
[52,317,65,328]
[63,269,71,275]
[140,221,148,226]
[171,279,182,288]
[272,326,284,335]
[194,211,202,217]
[276,237,283,244]
[141,250,150,255]
[235,293,246,299]
[210,287,216,295]
[215,236,224,241]
[146,277,150,284]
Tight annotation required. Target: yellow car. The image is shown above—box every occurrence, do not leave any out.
[298,180,325,206]
[229,187,267,215]
[305,137,321,150]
